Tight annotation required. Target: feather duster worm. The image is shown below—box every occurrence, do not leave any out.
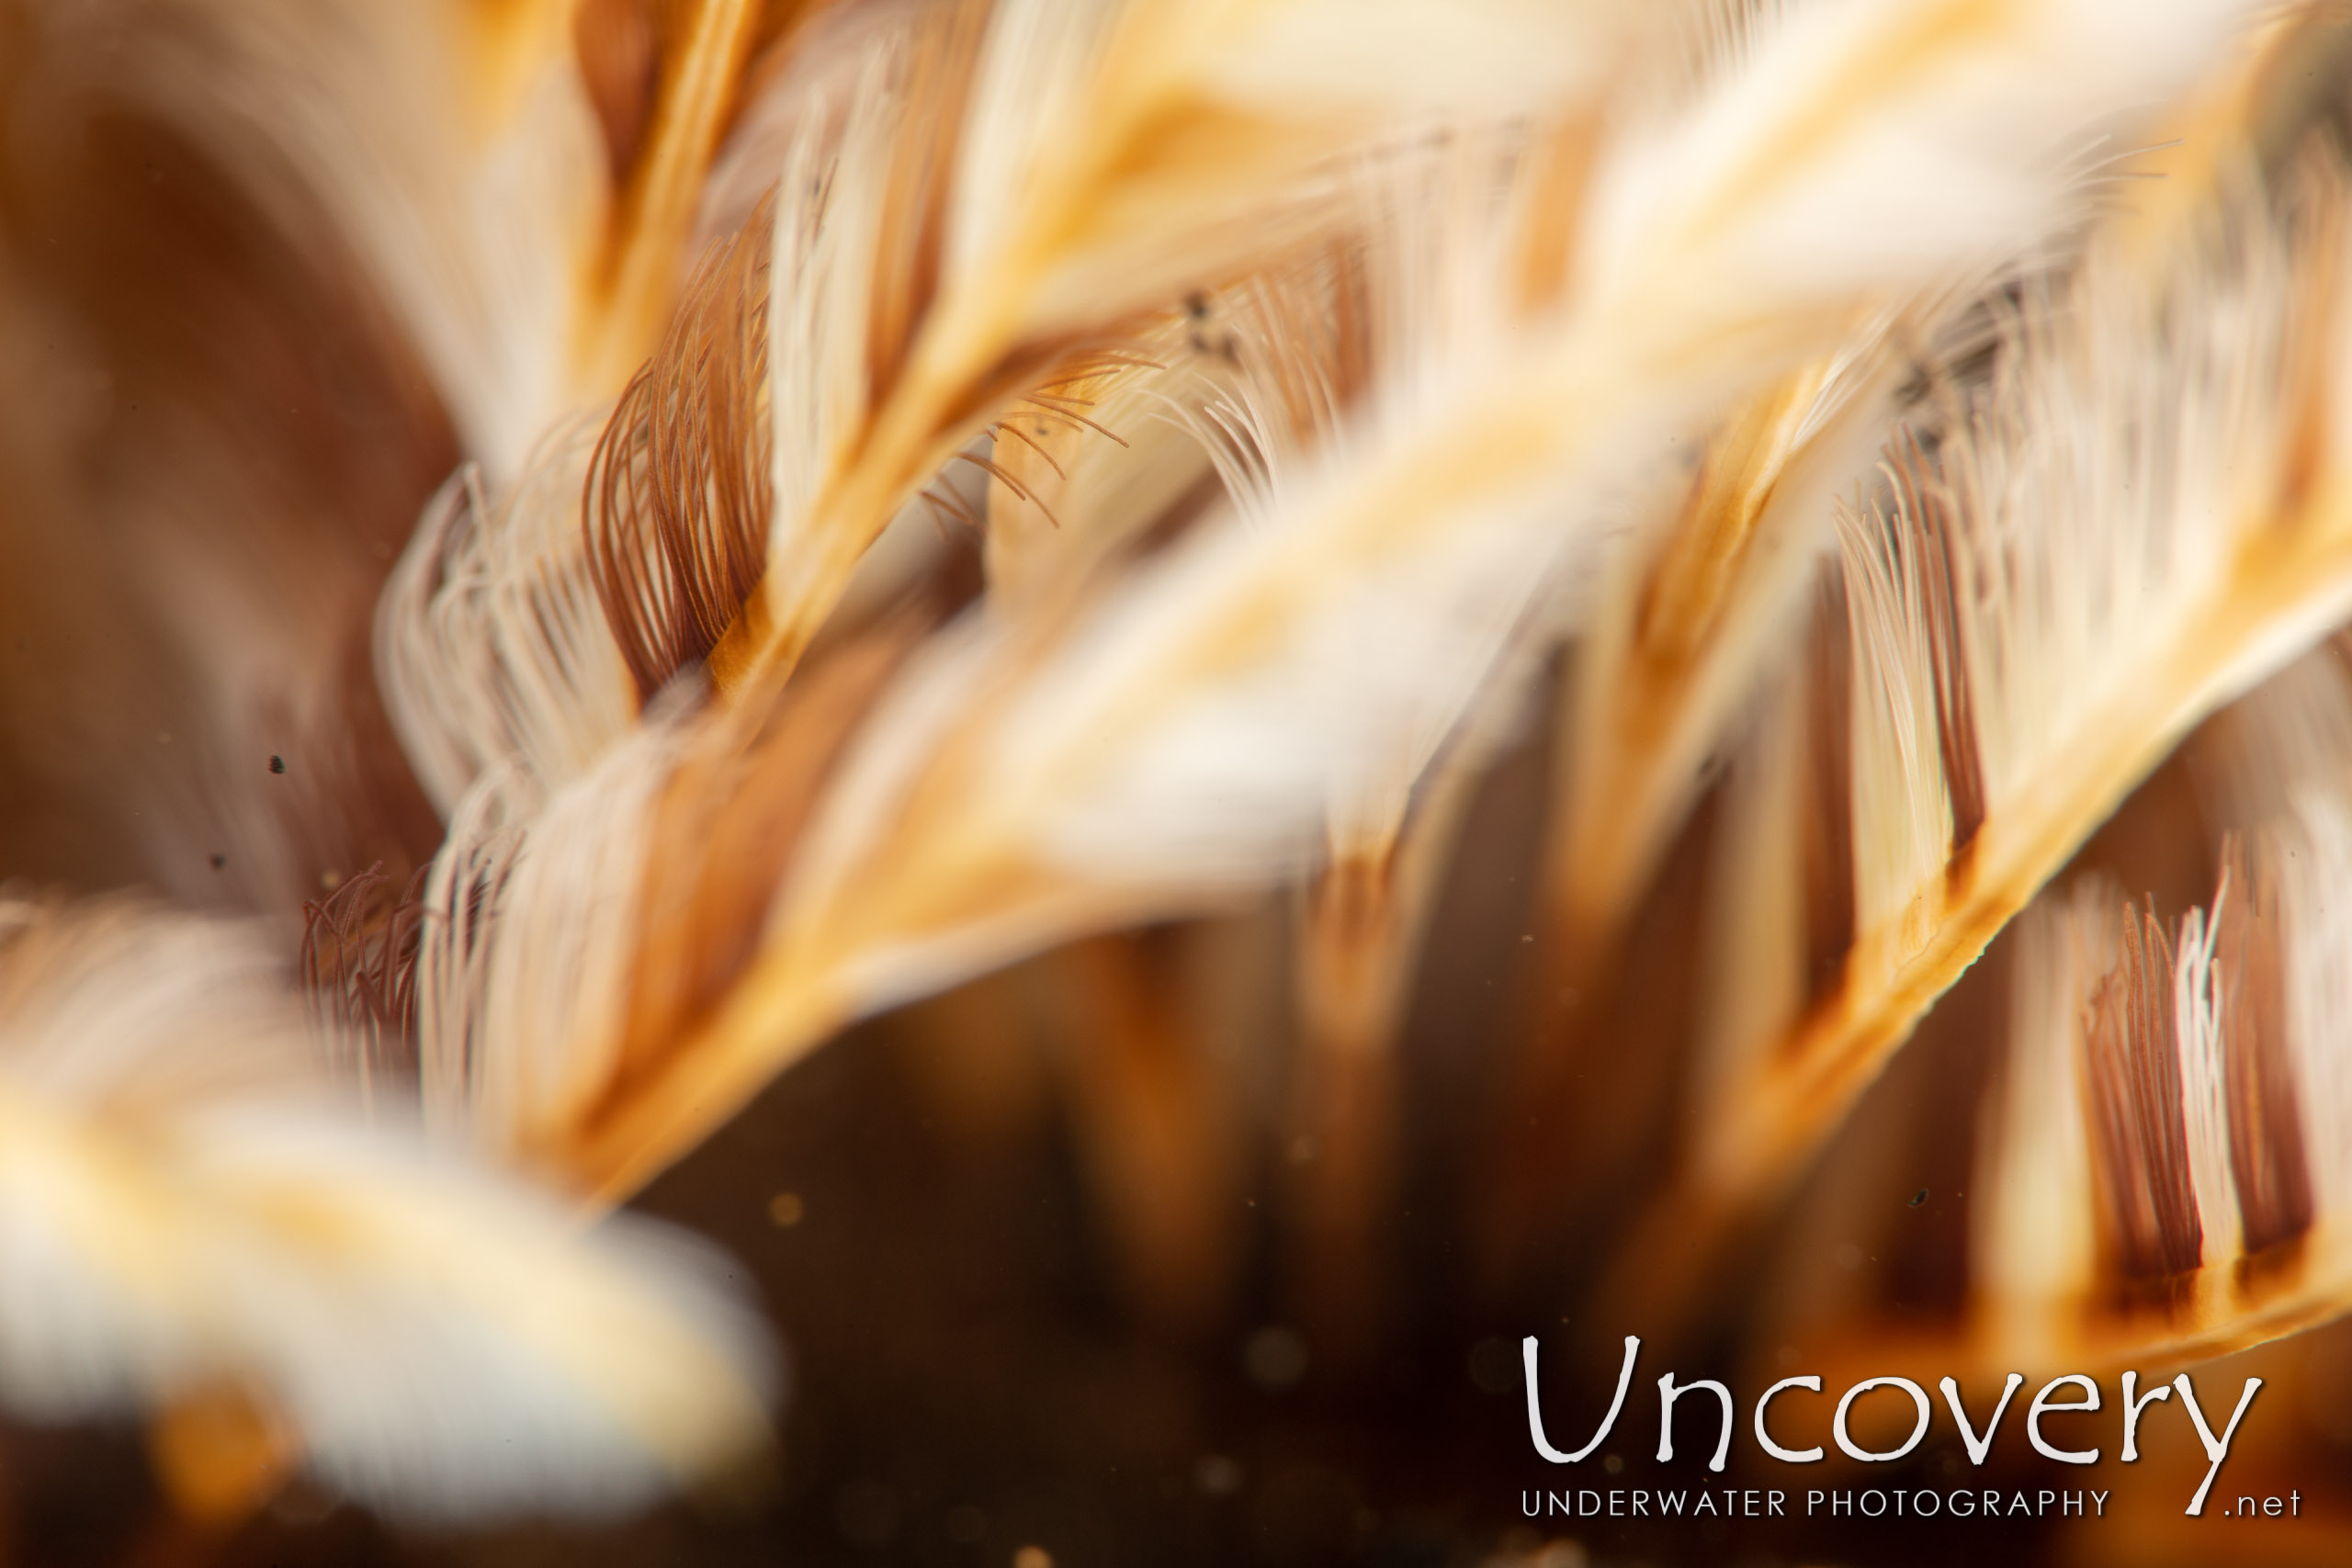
[14,0,2352,1562]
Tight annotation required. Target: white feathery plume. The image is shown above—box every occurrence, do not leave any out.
[729,0,1663,692]
[377,417,641,818]
[2279,784,2352,1227]
[752,15,916,661]
[2208,645,2352,1227]
[422,621,934,1173]
[0,897,774,1522]
[461,716,688,1164]
[413,760,532,1139]
[2174,894,2244,1270]
[513,0,2268,1197]
[980,340,1217,608]
[1971,881,2108,1364]
[1547,339,1897,960]
[1692,645,1819,1098]
[1657,155,2352,1259]
[1959,645,2352,1366]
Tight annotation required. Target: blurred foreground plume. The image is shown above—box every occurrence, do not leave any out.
[0,898,774,1523]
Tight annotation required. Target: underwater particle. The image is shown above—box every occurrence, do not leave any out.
[767,1191,805,1227]
[946,1505,987,1544]
[1245,1326,1309,1391]
[267,755,285,774]
[209,854,226,870]
[1013,1548,1053,1568]
[1194,1455,1243,1497]
[1909,1188,1929,1207]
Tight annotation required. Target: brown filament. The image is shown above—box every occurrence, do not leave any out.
[2082,901,2202,1284]
[585,185,778,696]
[299,862,430,1096]
[2215,835,2316,1256]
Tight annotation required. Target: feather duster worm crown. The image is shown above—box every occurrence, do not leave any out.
[6,0,2352,1562]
